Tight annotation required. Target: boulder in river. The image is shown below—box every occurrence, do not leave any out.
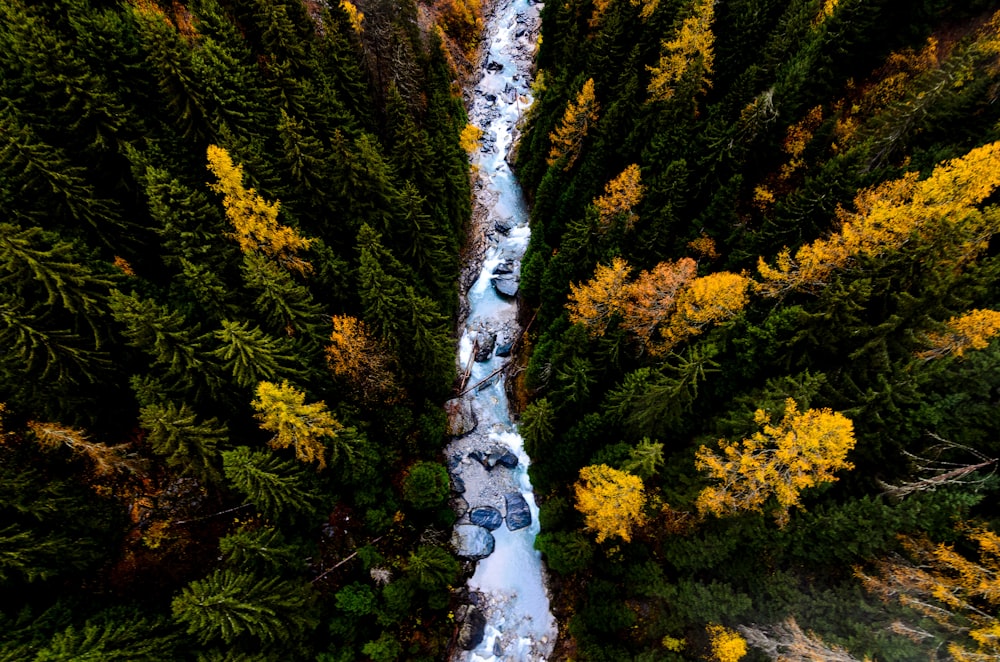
[494,341,514,357]
[493,274,519,298]
[469,506,503,531]
[452,524,496,560]
[451,474,466,494]
[497,451,519,469]
[450,496,469,519]
[457,606,487,650]
[505,492,532,531]
[474,332,496,362]
[445,398,477,437]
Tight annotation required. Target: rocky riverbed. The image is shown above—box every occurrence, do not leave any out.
[445,0,555,658]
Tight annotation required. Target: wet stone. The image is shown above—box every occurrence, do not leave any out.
[475,332,496,362]
[505,492,532,531]
[469,506,503,531]
[452,524,496,560]
[493,275,519,298]
[494,640,503,657]
[445,398,478,437]
[457,606,487,650]
[495,341,514,357]
[451,474,466,493]
[486,60,504,72]
[497,451,519,469]
[450,496,469,518]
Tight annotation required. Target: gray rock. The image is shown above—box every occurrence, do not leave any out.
[457,606,486,650]
[474,332,496,362]
[493,260,515,275]
[494,217,515,235]
[494,639,503,657]
[486,60,504,72]
[494,341,514,357]
[469,506,503,531]
[468,590,485,607]
[445,398,477,437]
[451,475,466,494]
[450,496,469,518]
[497,451,519,469]
[493,275,519,298]
[505,492,532,531]
[451,524,496,560]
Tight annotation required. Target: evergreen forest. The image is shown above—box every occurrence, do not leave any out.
[0,0,477,658]
[516,0,1000,658]
[4,0,1000,659]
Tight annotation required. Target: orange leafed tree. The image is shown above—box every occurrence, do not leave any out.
[621,258,697,348]
[857,527,1000,661]
[548,78,599,170]
[574,464,646,543]
[566,257,632,336]
[758,141,1000,296]
[326,315,402,404]
[918,309,1000,360]
[206,145,313,276]
[646,0,714,102]
[251,380,342,470]
[593,163,644,233]
[29,420,144,476]
[695,398,855,526]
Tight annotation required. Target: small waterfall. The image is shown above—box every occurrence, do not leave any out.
[444,0,556,659]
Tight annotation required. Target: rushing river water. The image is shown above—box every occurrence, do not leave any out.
[444,0,556,659]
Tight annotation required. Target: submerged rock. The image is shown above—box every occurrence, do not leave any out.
[452,524,496,560]
[505,492,532,531]
[445,398,477,437]
[457,606,487,650]
[469,506,503,531]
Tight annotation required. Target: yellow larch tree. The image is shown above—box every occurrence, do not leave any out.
[758,141,1000,297]
[459,123,484,155]
[341,0,364,33]
[206,145,313,276]
[621,258,698,348]
[856,527,1000,661]
[657,271,751,355]
[548,78,600,170]
[574,464,646,543]
[326,315,402,404]
[918,309,1000,360]
[252,380,342,470]
[647,0,715,103]
[566,257,632,336]
[695,398,856,526]
[593,163,644,233]
[706,624,748,662]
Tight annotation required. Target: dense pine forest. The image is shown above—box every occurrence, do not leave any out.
[0,0,478,658]
[515,0,1000,659]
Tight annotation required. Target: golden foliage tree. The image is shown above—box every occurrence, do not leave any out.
[856,527,1000,661]
[567,258,749,355]
[325,315,402,404]
[341,0,364,33]
[758,141,1000,296]
[251,380,342,470]
[574,464,646,543]
[646,0,714,102]
[206,145,313,276]
[593,163,644,233]
[458,123,484,155]
[659,271,751,354]
[917,309,1000,360]
[566,257,632,336]
[706,624,748,662]
[548,78,599,170]
[695,399,856,525]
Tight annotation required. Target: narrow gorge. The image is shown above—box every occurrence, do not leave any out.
[444,0,556,658]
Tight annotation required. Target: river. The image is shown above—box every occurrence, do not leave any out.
[444,0,556,658]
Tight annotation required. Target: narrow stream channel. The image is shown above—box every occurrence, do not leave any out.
[444,0,556,659]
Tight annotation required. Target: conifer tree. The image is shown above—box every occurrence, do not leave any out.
[219,525,302,572]
[32,610,179,661]
[171,569,317,644]
[647,0,715,103]
[548,78,600,169]
[212,320,297,388]
[221,446,320,520]
[251,380,345,470]
[139,401,227,483]
[241,254,324,337]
